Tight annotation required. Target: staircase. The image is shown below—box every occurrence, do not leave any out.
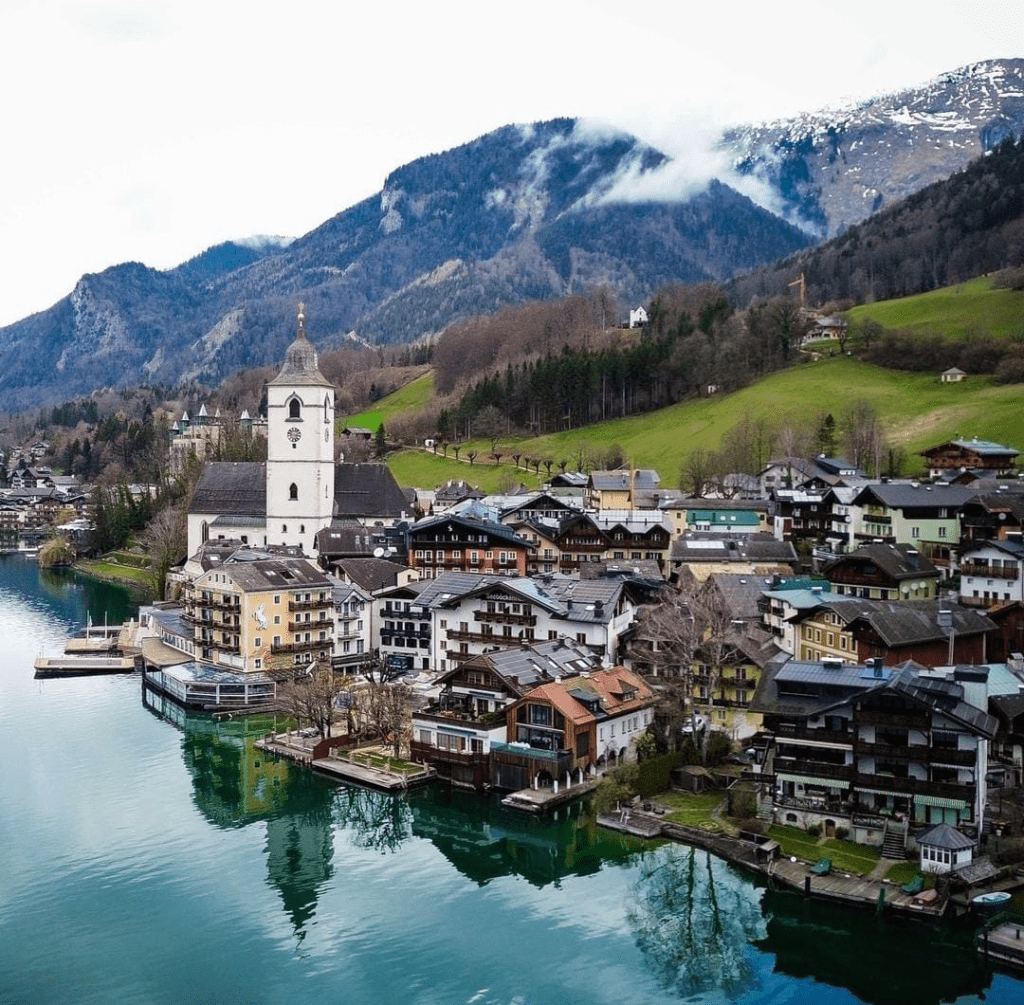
[882,819,907,859]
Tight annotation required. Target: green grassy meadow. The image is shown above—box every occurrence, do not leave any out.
[849,276,1024,339]
[338,373,435,433]
[382,355,1024,488]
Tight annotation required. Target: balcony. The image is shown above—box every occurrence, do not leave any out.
[474,610,537,626]
[856,741,976,767]
[772,722,853,746]
[774,756,853,782]
[289,619,331,633]
[961,562,1019,580]
[852,772,974,802]
[271,639,328,654]
[856,708,931,730]
[288,598,332,612]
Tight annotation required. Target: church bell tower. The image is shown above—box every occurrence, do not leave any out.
[265,305,335,557]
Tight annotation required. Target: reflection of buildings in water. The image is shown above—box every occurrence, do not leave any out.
[142,687,335,936]
[755,887,988,1005]
[265,815,334,935]
[408,788,647,888]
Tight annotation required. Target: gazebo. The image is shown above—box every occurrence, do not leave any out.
[918,822,975,874]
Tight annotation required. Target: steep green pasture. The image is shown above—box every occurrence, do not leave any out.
[849,276,1024,339]
[339,372,435,432]
[395,356,1022,485]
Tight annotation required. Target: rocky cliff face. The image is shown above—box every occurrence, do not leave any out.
[0,119,806,409]
[723,59,1024,237]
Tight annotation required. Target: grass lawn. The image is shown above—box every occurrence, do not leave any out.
[849,276,1024,340]
[820,836,882,875]
[769,824,824,862]
[79,559,152,586]
[339,372,436,433]
[884,860,928,886]
[381,356,1024,489]
[768,825,881,874]
[346,748,421,775]
[658,791,727,831]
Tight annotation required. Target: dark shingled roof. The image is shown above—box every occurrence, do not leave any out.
[334,463,410,519]
[825,542,940,582]
[796,598,997,645]
[332,557,411,593]
[189,462,266,516]
[918,823,976,851]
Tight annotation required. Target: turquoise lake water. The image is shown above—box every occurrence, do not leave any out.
[1,553,1023,1005]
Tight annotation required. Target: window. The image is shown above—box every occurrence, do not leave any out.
[254,637,262,647]
[289,398,301,419]
[529,704,551,726]
[274,595,281,605]
[938,527,947,538]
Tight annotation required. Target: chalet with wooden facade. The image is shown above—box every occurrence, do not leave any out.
[823,542,940,602]
[490,667,656,792]
[409,639,602,788]
[919,438,1019,479]
[405,513,531,578]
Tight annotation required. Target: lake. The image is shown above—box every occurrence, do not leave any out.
[1,554,1022,1005]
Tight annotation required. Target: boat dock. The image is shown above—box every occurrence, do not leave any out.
[34,654,137,678]
[256,733,436,792]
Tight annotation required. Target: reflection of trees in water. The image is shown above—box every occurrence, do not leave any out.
[626,846,766,1000]
[332,785,413,854]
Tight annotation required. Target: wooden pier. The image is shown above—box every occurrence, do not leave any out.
[34,654,137,678]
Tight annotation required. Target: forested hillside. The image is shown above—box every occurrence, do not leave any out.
[730,136,1024,308]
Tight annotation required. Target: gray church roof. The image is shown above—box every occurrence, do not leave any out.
[268,310,332,387]
[190,462,267,517]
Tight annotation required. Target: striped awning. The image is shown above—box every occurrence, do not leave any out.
[777,773,849,790]
[914,794,968,810]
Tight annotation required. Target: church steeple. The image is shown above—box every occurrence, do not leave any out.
[272,303,331,387]
[265,304,335,557]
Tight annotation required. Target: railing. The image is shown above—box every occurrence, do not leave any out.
[288,619,330,633]
[473,610,537,626]
[961,563,1019,580]
[773,723,853,745]
[410,740,488,768]
[857,741,976,766]
[774,757,853,781]
[288,598,332,612]
[413,708,500,728]
[851,772,974,801]
[856,709,931,729]
[271,639,328,654]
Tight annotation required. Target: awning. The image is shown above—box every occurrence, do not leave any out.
[914,794,968,810]
[777,737,852,750]
[777,772,849,789]
[855,786,913,798]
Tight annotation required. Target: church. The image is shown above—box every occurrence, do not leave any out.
[187,306,410,560]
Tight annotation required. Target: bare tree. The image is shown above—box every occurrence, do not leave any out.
[679,447,720,498]
[142,504,187,599]
[629,580,737,762]
[275,660,353,739]
[358,680,412,758]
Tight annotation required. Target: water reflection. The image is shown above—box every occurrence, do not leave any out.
[626,846,766,1000]
[757,886,990,1005]
[408,785,653,888]
[143,691,338,938]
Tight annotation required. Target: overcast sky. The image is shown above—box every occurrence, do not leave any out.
[0,0,1019,328]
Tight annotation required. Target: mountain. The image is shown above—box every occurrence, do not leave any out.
[729,131,1024,308]
[722,58,1024,238]
[0,119,807,410]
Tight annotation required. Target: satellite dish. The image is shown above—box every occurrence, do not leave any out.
[384,548,394,558]
[373,547,385,558]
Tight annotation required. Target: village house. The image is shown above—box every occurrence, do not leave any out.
[958,489,1024,545]
[823,542,941,602]
[957,538,1024,609]
[751,656,998,848]
[789,597,996,667]
[490,666,656,792]
[919,437,1019,479]
[669,534,798,582]
[332,580,371,671]
[405,512,531,579]
[409,638,602,788]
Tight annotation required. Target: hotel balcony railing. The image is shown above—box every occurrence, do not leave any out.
[474,610,537,626]
[288,598,332,612]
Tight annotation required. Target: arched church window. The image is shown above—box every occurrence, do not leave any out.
[201,521,209,543]
[289,483,298,501]
[324,394,330,423]
[289,398,301,420]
